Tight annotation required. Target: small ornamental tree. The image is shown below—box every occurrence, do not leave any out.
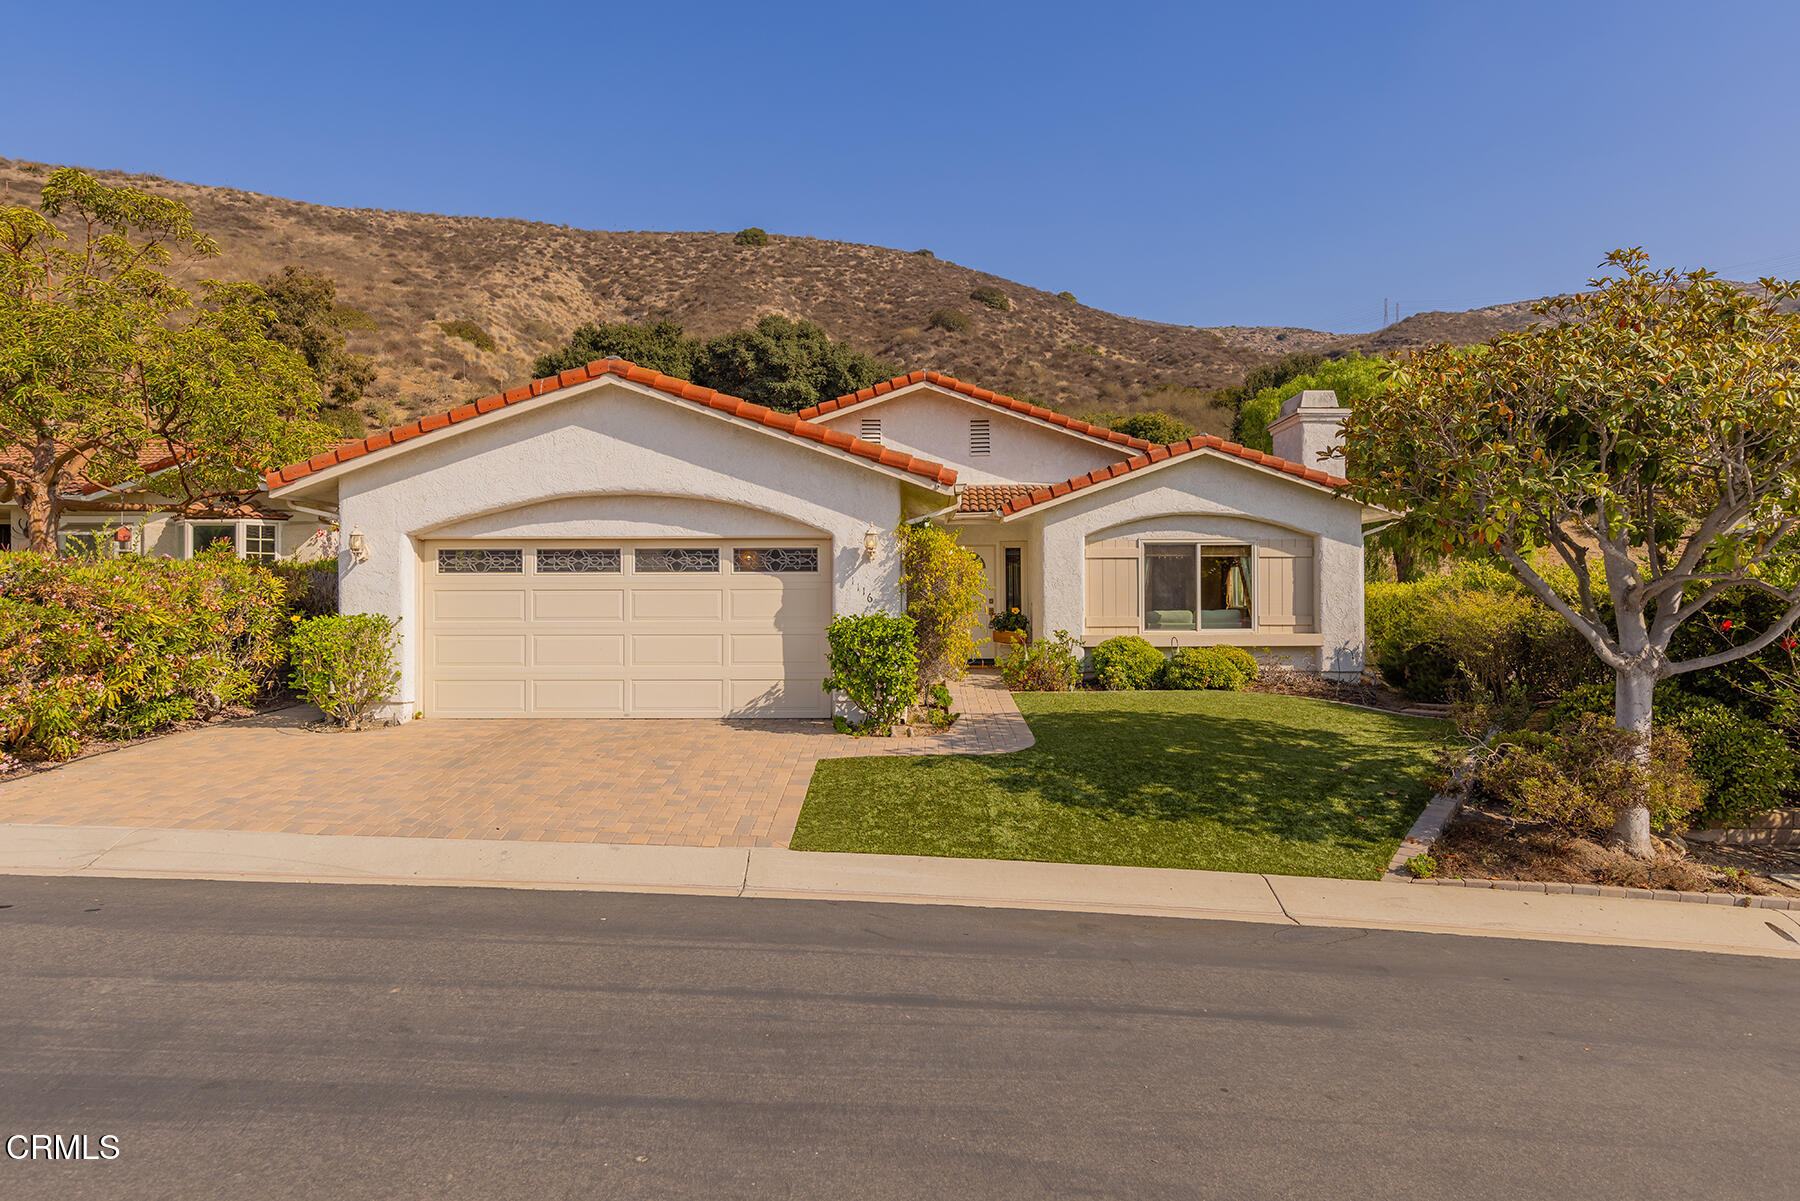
[1346,250,1800,857]
[0,169,335,553]
[821,614,918,734]
[898,522,985,695]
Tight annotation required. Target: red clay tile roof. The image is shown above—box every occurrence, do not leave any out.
[957,483,1041,513]
[796,371,1155,452]
[0,445,188,496]
[998,436,1349,518]
[265,359,959,491]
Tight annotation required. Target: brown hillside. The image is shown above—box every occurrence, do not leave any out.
[1,157,1586,436]
[2,158,1258,433]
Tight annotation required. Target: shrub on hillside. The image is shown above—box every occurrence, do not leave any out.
[1001,630,1083,692]
[733,227,771,247]
[928,308,972,333]
[1057,291,1077,303]
[912,248,935,258]
[970,286,1012,312]
[287,614,401,730]
[0,550,288,759]
[1163,647,1247,691]
[1090,636,1166,690]
[1107,411,1194,444]
[822,614,919,734]
[437,319,496,351]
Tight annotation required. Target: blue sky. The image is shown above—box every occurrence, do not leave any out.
[9,1,1798,332]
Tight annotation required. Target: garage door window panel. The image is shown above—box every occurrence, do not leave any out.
[537,547,621,573]
[733,547,819,573]
[636,547,720,573]
[438,548,523,574]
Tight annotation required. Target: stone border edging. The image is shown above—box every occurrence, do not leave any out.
[1402,875,1796,911]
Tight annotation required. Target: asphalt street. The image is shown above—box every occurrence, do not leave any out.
[1,875,1794,1200]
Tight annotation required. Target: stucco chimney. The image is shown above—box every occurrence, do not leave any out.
[1266,389,1349,474]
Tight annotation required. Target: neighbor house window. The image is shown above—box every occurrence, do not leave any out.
[243,524,278,563]
[185,520,279,562]
[58,524,112,558]
[1200,546,1253,629]
[1144,544,1197,630]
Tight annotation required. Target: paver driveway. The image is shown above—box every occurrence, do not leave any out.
[0,675,1031,848]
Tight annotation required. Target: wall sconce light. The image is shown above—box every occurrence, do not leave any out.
[863,523,879,558]
[347,526,370,563]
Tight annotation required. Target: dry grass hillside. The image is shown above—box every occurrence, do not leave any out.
[2,157,1588,436]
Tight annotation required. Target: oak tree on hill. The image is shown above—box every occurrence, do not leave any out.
[1347,250,1800,857]
[0,168,333,554]
[258,265,377,435]
[531,315,893,414]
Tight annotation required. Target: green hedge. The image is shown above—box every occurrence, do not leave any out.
[1090,636,1166,690]
[1164,647,1247,690]
[0,550,291,759]
[288,613,400,729]
[823,613,918,734]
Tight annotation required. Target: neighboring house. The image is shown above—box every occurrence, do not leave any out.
[268,360,1384,721]
[0,448,329,561]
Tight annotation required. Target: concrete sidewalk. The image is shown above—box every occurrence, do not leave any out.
[4,822,1799,960]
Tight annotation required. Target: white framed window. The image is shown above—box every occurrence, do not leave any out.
[184,520,280,563]
[970,418,991,456]
[860,417,882,444]
[1143,542,1253,631]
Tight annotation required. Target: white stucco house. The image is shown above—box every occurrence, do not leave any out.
[266,360,1381,720]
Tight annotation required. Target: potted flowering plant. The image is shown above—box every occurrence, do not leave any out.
[989,608,1030,645]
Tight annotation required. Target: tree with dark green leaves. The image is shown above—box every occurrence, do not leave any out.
[1079,410,1194,444]
[530,320,703,382]
[258,265,377,435]
[698,316,895,412]
[0,169,333,554]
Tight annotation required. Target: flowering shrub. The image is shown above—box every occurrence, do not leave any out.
[898,523,984,693]
[822,613,919,734]
[1089,636,1166,690]
[1000,630,1083,692]
[287,614,401,729]
[0,549,288,759]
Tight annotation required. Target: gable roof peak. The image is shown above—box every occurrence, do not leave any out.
[794,370,1154,452]
[265,358,957,492]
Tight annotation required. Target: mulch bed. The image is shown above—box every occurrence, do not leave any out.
[1245,668,1424,715]
[1429,799,1800,897]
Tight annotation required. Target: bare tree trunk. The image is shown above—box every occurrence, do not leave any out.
[1611,667,1657,858]
[22,483,57,555]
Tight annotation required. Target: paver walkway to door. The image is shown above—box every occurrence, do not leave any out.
[0,675,1032,849]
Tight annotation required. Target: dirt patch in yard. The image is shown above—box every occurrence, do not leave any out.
[1429,802,1799,897]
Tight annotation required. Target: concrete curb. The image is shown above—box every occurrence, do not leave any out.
[1405,875,1798,910]
[4,823,1799,959]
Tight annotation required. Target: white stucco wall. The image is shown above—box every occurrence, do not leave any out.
[6,501,324,559]
[812,386,1136,485]
[1019,453,1368,677]
[425,495,824,540]
[325,378,919,716]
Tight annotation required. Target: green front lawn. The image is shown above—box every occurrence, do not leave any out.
[791,690,1451,880]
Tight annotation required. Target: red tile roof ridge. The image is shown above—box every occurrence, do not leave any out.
[266,359,958,491]
[795,370,1154,451]
[998,438,1350,517]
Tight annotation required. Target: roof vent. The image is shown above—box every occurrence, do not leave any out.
[969,418,991,456]
[860,417,882,445]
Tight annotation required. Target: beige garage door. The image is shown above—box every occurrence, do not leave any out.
[422,540,832,718]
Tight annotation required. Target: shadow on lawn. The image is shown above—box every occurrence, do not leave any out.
[982,708,1444,849]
